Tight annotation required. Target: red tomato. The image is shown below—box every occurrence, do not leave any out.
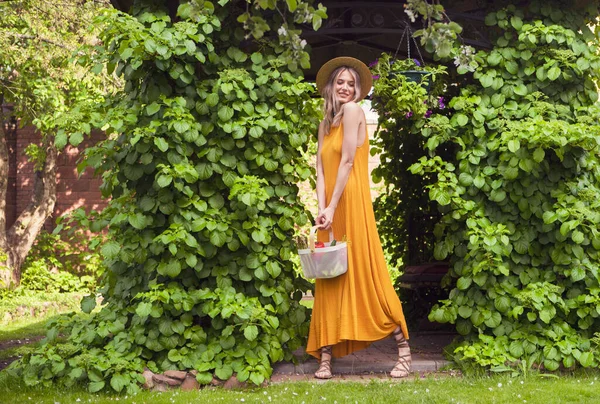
[315,241,325,248]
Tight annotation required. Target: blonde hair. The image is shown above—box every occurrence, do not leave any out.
[321,66,362,134]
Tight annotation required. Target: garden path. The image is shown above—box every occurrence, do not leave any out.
[271,331,455,383]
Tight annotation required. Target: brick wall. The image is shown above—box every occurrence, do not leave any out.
[6,126,107,231]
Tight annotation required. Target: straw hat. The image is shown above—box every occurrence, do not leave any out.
[315,56,373,101]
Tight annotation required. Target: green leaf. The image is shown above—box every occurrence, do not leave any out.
[457,277,472,290]
[196,372,214,384]
[539,308,554,323]
[536,67,547,81]
[110,374,128,392]
[100,241,121,259]
[136,302,152,317]
[249,371,265,386]
[249,126,264,138]
[458,306,473,318]
[547,66,561,81]
[157,174,172,187]
[69,132,84,146]
[146,103,161,115]
[533,148,545,162]
[128,213,147,230]
[154,137,169,152]
[572,230,585,244]
[88,381,105,393]
[285,0,297,12]
[542,211,558,224]
[509,341,524,358]
[513,83,528,96]
[251,53,263,64]
[218,106,234,121]
[507,139,520,153]
[571,267,586,282]
[215,365,234,381]
[455,114,469,126]
[579,352,594,367]
[81,294,97,314]
[55,131,68,149]
[488,52,502,66]
[510,16,523,30]
[206,93,219,107]
[244,325,258,341]
[266,261,281,278]
[173,121,190,134]
[210,230,227,247]
[473,176,485,188]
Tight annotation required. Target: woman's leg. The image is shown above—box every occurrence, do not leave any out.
[314,345,333,379]
[390,326,411,378]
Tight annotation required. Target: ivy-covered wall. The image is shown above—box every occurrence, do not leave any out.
[10,0,326,393]
[375,0,600,373]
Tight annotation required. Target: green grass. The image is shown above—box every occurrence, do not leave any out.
[0,293,84,367]
[0,291,83,330]
[0,314,57,343]
[0,372,599,404]
[1,294,599,403]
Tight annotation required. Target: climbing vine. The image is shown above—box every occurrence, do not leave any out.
[414,1,600,372]
[370,53,450,272]
[374,0,600,373]
[9,0,325,393]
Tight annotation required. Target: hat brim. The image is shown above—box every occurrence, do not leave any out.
[316,56,373,101]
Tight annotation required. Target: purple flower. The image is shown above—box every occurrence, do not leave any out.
[424,110,433,118]
[438,96,445,109]
[372,75,380,80]
[413,59,421,67]
[405,111,413,118]
[368,59,379,68]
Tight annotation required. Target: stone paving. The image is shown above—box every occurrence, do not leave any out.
[271,332,456,382]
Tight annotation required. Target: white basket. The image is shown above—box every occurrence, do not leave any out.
[298,226,348,279]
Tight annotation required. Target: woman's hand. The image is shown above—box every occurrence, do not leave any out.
[316,206,335,230]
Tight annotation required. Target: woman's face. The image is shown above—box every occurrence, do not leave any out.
[334,69,356,104]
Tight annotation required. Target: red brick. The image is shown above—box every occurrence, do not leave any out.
[6,126,108,231]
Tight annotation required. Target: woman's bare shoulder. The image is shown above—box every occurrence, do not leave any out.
[342,102,364,115]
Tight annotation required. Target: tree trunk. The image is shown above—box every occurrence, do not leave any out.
[0,120,9,287]
[0,127,57,288]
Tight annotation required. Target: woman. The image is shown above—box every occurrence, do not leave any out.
[306,56,411,379]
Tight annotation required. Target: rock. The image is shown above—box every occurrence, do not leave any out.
[223,375,246,390]
[181,374,200,391]
[164,370,188,380]
[152,382,168,392]
[210,377,224,387]
[142,370,155,389]
[2,312,12,323]
[152,373,182,387]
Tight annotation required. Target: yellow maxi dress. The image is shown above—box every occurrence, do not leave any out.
[306,123,409,359]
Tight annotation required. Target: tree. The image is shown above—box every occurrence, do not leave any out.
[0,0,112,287]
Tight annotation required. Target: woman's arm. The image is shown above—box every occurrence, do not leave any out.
[316,120,327,214]
[316,102,363,230]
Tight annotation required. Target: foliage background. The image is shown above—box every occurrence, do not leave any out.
[374,0,600,373]
[9,0,326,393]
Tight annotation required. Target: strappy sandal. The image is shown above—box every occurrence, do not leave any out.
[390,328,411,378]
[314,345,333,379]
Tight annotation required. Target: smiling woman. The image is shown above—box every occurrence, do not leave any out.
[306,56,411,380]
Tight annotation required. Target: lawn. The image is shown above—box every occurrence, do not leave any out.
[0,371,599,404]
[1,295,600,404]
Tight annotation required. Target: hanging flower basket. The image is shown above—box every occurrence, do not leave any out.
[390,70,432,91]
[370,53,447,120]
